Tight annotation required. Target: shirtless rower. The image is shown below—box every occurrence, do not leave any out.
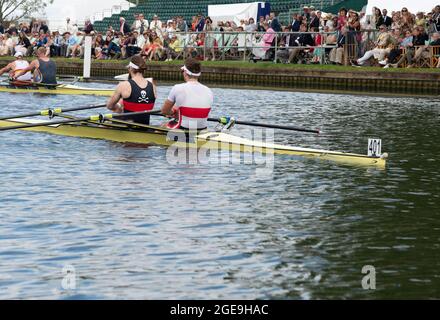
[13,47,57,85]
[0,52,32,82]
[162,58,213,130]
[107,55,157,125]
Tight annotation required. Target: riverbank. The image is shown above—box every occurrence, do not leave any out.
[1,57,439,96]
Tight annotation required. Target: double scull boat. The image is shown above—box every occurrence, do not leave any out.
[0,116,388,168]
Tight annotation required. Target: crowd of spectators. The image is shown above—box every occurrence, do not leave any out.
[1,5,440,68]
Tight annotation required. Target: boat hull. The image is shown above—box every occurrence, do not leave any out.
[0,84,114,96]
[0,119,387,168]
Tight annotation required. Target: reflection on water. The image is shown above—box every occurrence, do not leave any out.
[0,87,439,299]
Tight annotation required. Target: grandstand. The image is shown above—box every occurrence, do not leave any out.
[92,0,348,32]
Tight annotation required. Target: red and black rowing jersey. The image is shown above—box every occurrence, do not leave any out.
[122,79,156,125]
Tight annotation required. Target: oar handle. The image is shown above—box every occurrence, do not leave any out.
[0,104,107,121]
[0,110,163,131]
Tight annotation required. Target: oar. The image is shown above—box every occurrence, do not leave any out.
[0,104,107,121]
[0,110,162,131]
[150,114,320,134]
[209,117,321,134]
[114,74,129,81]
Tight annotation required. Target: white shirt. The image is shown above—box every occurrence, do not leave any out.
[14,60,32,81]
[168,81,213,129]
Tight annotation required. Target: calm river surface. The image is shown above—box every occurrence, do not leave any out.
[0,84,439,299]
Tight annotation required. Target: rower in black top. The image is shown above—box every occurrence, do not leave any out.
[107,55,157,125]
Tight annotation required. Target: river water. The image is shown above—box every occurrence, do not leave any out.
[0,84,439,299]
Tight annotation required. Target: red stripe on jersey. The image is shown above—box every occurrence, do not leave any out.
[123,101,155,112]
[179,107,211,118]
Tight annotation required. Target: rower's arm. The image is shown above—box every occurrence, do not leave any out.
[0,63,13,76]
[161,99,175,116]
[107,82,125,113]
[162,85,177,116]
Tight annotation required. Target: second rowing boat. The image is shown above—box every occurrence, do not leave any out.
[0,83,114,96]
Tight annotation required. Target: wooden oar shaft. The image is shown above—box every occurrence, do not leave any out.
[0,110,162,131]
[0,104,107,121]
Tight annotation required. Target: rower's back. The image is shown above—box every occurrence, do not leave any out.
[36,58,57,85]
[168,81,213,130]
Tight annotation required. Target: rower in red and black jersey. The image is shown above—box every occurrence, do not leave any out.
[107,55,157,125]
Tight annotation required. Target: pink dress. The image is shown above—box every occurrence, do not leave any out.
[253,28,276,59]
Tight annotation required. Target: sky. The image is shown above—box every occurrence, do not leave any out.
[43,0,131,29]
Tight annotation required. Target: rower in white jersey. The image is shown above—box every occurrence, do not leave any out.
[0,52,32,82]
[162,58,213,130]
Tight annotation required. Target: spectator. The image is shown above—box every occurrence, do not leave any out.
[120,17,131,35]
[64,18,75,34]
[84,19,94,35]
[93,34,105,59]
[351,24,393,66]
[165,35,183,61]
[430,5,440,32]
[132,13,149,34]
[246,18,257,32]
[391,27,428,68]
[383,9,393,27]
[195,13,206,32]
[7,24,18,35]
[285,23,314,63]
[40,21,49,34]
[252,22,275,60]
[144,31,163,61]
[270,12,282,32]
[401,7,415,30]
[309,11,320,30]
[125,31,142,57]
[415,12,426,27]
[329,26,348,65]
[166,20,176,38]
[203,17,216,61]
[257,16,266,32]
[337,8,348,31]
[302,6,311,25]
[372,7,384,29]
[15,31,31,56]
[176,16,188,32]
[31,19,41,34]
[150,15,163,36]
[382,29,412,67]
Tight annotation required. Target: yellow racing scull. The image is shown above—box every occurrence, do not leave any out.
[0,118,388,168]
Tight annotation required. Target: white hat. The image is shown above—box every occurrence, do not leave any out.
[14,51,23,58]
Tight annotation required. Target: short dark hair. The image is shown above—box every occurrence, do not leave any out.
[130,55,148,73]
[184,58,201,75]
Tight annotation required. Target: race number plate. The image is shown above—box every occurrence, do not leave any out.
[368,139,382,157]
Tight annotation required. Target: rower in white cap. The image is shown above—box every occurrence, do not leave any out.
[161,58,213,130]
[0,51,32,83]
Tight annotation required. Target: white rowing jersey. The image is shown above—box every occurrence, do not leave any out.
[14,60,32,81]
[167,81,214,130]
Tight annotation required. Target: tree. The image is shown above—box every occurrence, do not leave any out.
[0,0,54,24]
